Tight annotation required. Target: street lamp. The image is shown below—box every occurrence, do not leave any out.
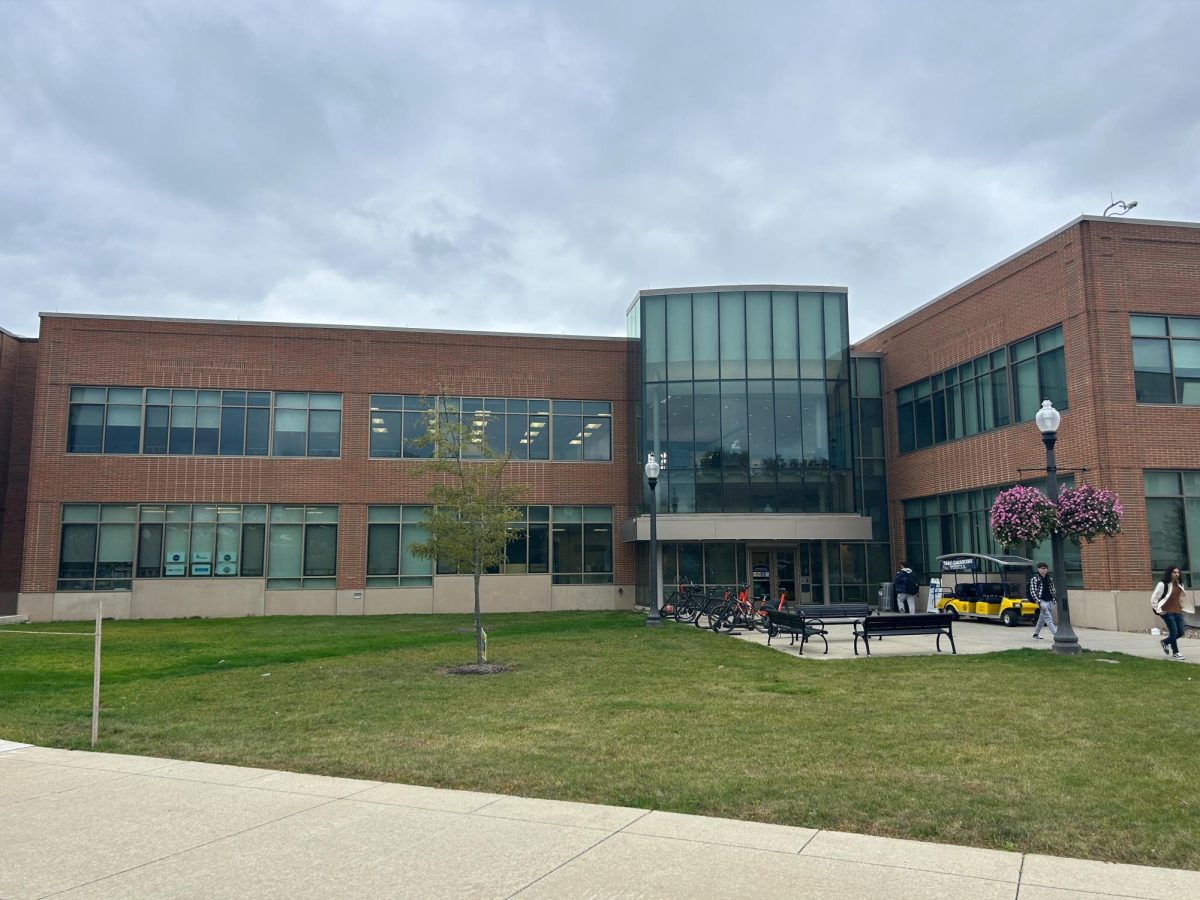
[645,452,665,627]
[1103,198,1138,217]
[1034,400,1081,655]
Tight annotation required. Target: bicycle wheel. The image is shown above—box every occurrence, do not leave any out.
[695,597,720,628]
[675,598,699,624]
[711,604,738,633]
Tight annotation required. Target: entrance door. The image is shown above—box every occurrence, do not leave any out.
[750,548,797,606]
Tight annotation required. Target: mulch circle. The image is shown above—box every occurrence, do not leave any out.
[443,663,512,676]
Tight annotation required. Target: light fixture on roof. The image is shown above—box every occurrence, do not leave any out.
[1103,196,1138,217]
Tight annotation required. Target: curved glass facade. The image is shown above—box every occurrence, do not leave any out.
[629,289,854,514]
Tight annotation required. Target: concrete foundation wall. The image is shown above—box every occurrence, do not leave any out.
[17,575,627,621]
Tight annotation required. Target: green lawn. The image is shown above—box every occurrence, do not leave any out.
[2,611,1197,869]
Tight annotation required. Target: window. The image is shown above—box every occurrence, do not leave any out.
[56,502,287,590]
[369,395,611,461]
[66,387,339,457]
[419,504,603,580]
[503,506,550,574]
[139,504,267,579]
[1144,471,1200,586]
[366,506,433,587]
[895,325,1066,454]
[266,505,338,590]
[1131,315,1200,404]
[57,504,137,591]
[272,393,342,457]
[552,507,613,584]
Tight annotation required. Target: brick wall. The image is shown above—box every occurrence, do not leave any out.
[21,316,636,593]
[854,217,1200,591]
[0,332,38,611]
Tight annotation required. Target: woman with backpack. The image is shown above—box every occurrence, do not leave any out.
[1151,565,1194,661]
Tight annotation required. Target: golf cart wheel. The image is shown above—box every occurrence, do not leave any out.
[942,605,959,621]
[1001,608,1019,627]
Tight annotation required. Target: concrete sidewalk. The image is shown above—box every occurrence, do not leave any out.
[729,617,1199,663]
[2,744,1198,898]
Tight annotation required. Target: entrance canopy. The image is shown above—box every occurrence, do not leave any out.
[619,513,872,543]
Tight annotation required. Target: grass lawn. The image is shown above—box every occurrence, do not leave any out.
[2,610,1197,869]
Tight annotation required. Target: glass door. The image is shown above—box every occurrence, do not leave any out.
[751,549,772,601]
[750,547,798,606]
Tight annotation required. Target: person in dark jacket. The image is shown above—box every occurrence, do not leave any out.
[893,565,918,614]
[1029,562,1057,640]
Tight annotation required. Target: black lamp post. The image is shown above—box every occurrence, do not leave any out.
[1034,400,1081,655]
[645,453,663,627]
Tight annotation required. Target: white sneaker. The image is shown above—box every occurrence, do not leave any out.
[1031,633,1043,640]
[1172,653,1185,661]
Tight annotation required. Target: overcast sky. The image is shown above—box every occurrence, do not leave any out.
[2,1,1198,342]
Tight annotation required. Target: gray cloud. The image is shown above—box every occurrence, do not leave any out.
[1,0,1197,341]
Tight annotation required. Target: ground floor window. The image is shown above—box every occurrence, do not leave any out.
[552,506,613,584]
[424,505,613,584]
[136,503,266,579]
[824,541,893,604]
[57,503,338,591]
[57,504,137,591]
[366,506,433,587]
[902,479,1082,588]
[266,505,338,589]
[1144,470,1200,586]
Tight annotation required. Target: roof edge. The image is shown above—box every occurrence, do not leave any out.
[625,284,848,315]
[854,214,1200,346]
[37,312,631,344]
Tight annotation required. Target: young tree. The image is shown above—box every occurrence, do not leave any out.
[410,395,525,666]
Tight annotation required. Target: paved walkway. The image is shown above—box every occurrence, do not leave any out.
[2,743,1198,898]
[729,616,1199,663]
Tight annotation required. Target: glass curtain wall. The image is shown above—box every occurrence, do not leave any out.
[635,289,854,513]
[824,356,892,603]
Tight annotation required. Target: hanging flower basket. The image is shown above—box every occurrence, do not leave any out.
[1057,484,1123,544]
[989,486,1059,548]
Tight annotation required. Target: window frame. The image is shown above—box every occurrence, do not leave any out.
[65,387,342,458]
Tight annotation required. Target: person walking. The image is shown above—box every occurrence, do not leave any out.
[1151,565,1194,661]
[1029,562,1057,640]
[893,564,918,614]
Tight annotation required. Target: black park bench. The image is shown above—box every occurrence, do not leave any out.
[764,610,829,655]
[792,603,874,627]
[853,613,956,657]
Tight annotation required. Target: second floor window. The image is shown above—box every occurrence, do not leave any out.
[66,387,342,458]
[1132,315,1200,405]
[896,325,1066,453]
[369,396,612,461]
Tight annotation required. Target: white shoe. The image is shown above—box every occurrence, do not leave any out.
[1172,653,1185,661]
[1031,633,1043,640]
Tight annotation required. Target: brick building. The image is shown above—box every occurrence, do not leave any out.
[1,216,1198,628]
[856,215,1200,630]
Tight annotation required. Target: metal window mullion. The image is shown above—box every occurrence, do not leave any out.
[1168,335,1180,403]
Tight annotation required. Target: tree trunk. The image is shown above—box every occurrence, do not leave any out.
[473,566,484,665]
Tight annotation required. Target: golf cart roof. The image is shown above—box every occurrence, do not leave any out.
[936,553,1036,571]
